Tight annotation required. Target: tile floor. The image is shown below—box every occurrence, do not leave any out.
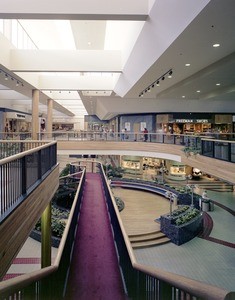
[134,188,235,291]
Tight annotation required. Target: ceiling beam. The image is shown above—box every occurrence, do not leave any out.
[0,0,148,21]
[10,50,122,72]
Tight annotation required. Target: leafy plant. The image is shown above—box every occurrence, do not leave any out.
[175,208,200,226]
[114,196,125,212]
[105,165,124,178]
[171,205,190,217]
[60,164,70,177]
[35,206,69,238]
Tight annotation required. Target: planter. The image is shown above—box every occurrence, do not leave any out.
[160,212,203,245]
[177,193,200,210]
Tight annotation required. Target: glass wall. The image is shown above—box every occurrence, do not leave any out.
[0,19,37,49]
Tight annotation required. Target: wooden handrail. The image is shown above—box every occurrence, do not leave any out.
[0,140,56,166]
[0,168,85,297]
[102,163,234,300]
[0,161,234,300]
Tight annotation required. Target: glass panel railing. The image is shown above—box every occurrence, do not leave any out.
[39,131,235,163]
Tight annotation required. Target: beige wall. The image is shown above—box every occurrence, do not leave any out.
[57,140,235,184]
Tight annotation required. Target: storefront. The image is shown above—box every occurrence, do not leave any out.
[165,161,186,181]
[156,114,174,133]
[5,111,31,132]
[213,114,233,133]
[174,118,212,134]
[121,155,142,176]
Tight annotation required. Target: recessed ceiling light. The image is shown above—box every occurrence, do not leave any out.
[196,90,200,93]
[213,43,220,47]
[185,63,191,67]
[182,96,185,98]
[88,41,91,46]
[216,83,221,86]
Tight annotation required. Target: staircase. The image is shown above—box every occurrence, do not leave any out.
[129,230,170,249]
[168,179,233,192]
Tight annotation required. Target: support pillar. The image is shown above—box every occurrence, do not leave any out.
[47,98,53,139]
[32,89,39,140]
[41,202,52,268]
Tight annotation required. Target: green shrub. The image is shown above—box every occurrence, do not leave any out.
[60,164,70,177]
[114,196,125,212]
[171,205,189,217]
[175,208,200,226]
[35,207,69,238]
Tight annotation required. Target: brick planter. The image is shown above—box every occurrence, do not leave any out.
[160,212,203,245]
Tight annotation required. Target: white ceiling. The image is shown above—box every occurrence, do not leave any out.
[0,0,234,122]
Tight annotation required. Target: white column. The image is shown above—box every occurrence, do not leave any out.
[46,98,53,139]
[32,89,39,140]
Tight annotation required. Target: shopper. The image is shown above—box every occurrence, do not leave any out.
[143,128,148,142]
[121,128,126,141]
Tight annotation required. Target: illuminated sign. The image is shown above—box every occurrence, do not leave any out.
[175,119,209,123]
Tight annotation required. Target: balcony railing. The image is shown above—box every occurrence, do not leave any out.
[2,130,234,163]
[38,131,235,164]
[100,164,233,300]
[0,161,233,299]
[0,141,57,223]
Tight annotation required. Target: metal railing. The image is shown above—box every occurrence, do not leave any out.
[0,161,234,299]
[1,130,234,163]
[99,164,233,300]
[36,130,235,142]
[0,168,86,300]
[43,130,235,163]
[201,138,235,162]
[0,141,57,223]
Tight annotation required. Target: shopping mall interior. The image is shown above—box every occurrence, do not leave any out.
[0,1,235,299]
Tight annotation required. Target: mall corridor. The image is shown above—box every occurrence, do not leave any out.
[64,173,127,300]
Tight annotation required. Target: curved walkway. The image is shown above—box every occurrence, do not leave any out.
[113,187,235,291]
[65,173,127,300]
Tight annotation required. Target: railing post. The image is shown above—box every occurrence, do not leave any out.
[38,150,42,180]
[22,156,27,195]
[212,140,215,158]
[159,280,172,300]
[201,140,204,155]
[228,142,231,162]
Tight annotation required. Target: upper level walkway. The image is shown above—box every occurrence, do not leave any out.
[54,134,235,185]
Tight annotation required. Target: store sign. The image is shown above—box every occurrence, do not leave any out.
[175,119,209,123]
[16,113,26,119]
[6,112,26,119]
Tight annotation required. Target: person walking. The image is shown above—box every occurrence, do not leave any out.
[143,128,148,142]
[121,128,126,141]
